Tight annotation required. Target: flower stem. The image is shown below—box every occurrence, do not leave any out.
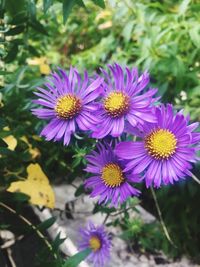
[150,187,177,248]
[191,173,200,185]
[0,202,57,259]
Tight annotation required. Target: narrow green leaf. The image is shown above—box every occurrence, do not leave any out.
[29,20,48,35]
[43,0,53,13]
[0,71,12,75]
[75,184,85,197]
[52,232,66,253]
[92,0,105,8]
[77,0,85,8]
[178,0,191,16]
[62,0,76,24]
[10,11,27,25]
[28,0,37,19]
[4,43,19,63]
[6,26,25,36]
[62,248,91,267]
[36,217,56,232]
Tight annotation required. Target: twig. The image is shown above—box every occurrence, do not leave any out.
[150,187,177,248]
[7,248,17,267]
[103,214,110,225]
[191,173,200,185]
[0,202,57,259]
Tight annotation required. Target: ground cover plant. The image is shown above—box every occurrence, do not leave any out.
[1,0,200,266]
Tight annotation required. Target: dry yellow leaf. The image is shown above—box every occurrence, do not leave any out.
[27,57,46,65]
[96,10,111,21]
[7,163,55,208]
[3,135,17,151]
[27,57,51,75]
[3,126,10,131]
[40,64,51,75]
[20,136,40,159]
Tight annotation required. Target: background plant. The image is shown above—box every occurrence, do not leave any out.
[0,0,200,266]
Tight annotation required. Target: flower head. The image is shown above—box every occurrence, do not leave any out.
[32,67,102,145]
[115,104,200,188]
[78,221,111,267]
[92,63,158,138]
[84,143,140,207]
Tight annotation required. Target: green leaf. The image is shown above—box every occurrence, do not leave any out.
[77,0,86,8]
[75,184,85,197]
[6,26,25,36]
[0,138,8,148]
[0,71,12,75]
[62,248,91,267]
[178,0,191,16]
[4,43,19,63]
[0,119,6,129]
[5,0,26,16]
[52,232,66,253]
[28,0,37,19]
[92,0,105,8]
[43,0,53,13]
[122,21,134,41]
[62,0,76,24]
[10,192,30,202]
[10,11,27,25]
[29,20,48,35]
[189,25,200,48]
[37,217,56,232]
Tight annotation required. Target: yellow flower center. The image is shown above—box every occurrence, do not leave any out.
[89,236,101,251]
[101,163,124,187]
[104,92,130,117]
[145,129,177,159]
[55,95,81,119]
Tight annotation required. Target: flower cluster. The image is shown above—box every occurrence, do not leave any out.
[32,64,200,266]
[32,63,200,192]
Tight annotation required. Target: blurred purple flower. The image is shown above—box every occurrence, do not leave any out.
[115,104,200,188]
[78,221,111,267]
[92,63,158,138]
[84,143,140,207]
[32,67,102,145]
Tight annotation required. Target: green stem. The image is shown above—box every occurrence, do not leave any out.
[0,202,57,259]
[150,187,177,248]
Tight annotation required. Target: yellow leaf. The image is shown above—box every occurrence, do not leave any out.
[20,136,40,159]
[27,57,46,65]
[95,10,111,21]
[7,163,55,208]
[3,126,10,131]
[3,135,17,151]
[40,64,51,75]
[27,57,51,75]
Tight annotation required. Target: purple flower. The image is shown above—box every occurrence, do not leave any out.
[115,104,200,188]
[84,143,140,207]
[78,221,111,267]
[92,63,158,138]
[32,67,102,145]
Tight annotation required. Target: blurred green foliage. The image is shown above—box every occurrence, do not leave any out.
[0,0,200,264]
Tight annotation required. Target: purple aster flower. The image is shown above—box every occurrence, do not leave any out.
[78,221,111,267]
[84,143,140,207]
[31,67,102,145]
[92,63,158,138]
[115,104,200,188]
